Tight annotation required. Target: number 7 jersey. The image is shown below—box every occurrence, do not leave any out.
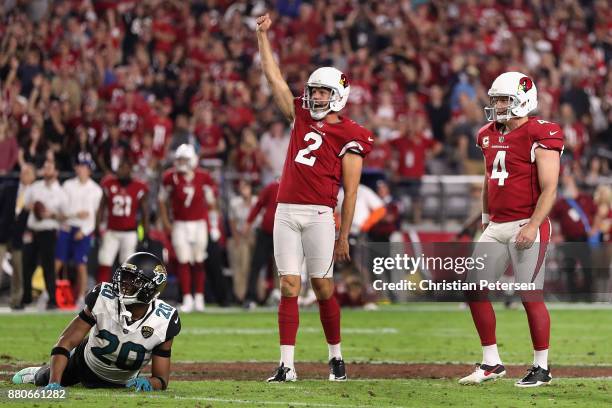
[277,98,373,208]
[477,117,564,223]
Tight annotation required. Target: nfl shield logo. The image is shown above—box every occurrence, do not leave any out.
[141,326,154,338]
[499,136,505,143]
[482,136,489,148]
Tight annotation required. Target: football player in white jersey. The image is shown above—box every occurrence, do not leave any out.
[12,252,180,391]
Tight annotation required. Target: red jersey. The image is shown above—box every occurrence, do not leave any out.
[550,194,597,240]
[161,168,216,222]
[247,181,279,235]
[101,175,148,231]
[477,117,564,222]
[390,134,436,179]
[277,98,373,208]
[148,115,173,156]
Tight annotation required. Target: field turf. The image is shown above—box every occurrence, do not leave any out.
[1,304,611,407]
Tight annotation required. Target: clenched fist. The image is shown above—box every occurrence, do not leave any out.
[256,14,272,32]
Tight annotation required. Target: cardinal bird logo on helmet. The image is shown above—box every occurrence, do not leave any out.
[518,77,533,93]
[339,74,349,88]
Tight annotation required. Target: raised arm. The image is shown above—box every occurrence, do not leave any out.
[256,14,295,122]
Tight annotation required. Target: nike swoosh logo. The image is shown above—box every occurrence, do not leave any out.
[318,211,326,215]
[368,137,374,142]
[549,131,559,136]
[519,222,528,227]
[174,317,179,324]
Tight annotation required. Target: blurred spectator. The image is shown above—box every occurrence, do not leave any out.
[0,118,19,174]
[368,180,400,243]
[56,160,102,308]
[390,118,442,223]
[97,124,130,174]
[0,163,35,310]
[551,173,597,300]
[194,105,226,162]
[18,124,48,170]
[259,119,289,185]
[228,180,257,302]
[230,127,263,185]
[22,160,67,310]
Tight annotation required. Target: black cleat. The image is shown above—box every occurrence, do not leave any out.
[328,358,347,381]
[266,363,297,382]
[515,366,552,387]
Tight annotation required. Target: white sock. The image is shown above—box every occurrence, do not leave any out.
[328,343,342,360]
[534,349,548,370]
[280,345,295,369]
[482,344,502,366]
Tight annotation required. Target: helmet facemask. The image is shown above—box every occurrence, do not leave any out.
[302,86,339,120]
[175,157,192,173]
[112,267,157,306]
[484,95,521,122]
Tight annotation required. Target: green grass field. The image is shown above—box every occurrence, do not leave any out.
[1,304,611,407]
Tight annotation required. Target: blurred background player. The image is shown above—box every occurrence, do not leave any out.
[12,252,180,392]
[257,14,373,383]
[242,179,280,309]
[96,158,149,284]
[159,144,217,313]
[23,159,67,310]
[56,159,102,308]
[460,72,563,388]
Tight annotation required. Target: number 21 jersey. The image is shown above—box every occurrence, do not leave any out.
[277,98,373,208]
[101,175,148,231]
[477,117,564,223]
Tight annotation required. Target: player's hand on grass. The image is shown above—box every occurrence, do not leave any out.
[44,382,62,391]
[334,237,351,263]
[515,222,537,250]
[256,14,272,33]
[126,377,153,392]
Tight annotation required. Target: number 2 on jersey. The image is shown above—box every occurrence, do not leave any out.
[295,132,322,167]
[491,150,509,186]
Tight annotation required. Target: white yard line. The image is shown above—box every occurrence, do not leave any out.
[67,391,391,408]
[181,327,398,335]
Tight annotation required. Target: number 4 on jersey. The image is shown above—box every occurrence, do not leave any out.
[491,150,509,186]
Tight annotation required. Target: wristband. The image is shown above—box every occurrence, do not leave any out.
[152,376,167,390]
[482,213,490,224]
[51,346,70,359]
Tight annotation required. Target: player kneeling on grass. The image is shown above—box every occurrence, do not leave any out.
[12,252,180,392]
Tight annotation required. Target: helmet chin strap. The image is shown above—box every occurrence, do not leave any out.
[310,108,331,120]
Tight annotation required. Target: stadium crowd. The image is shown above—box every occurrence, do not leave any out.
[0,0,610,309]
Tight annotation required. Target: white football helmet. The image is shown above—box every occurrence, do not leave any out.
[302,67,350,120]
[174,143,197,172]
[484,71,538,122]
